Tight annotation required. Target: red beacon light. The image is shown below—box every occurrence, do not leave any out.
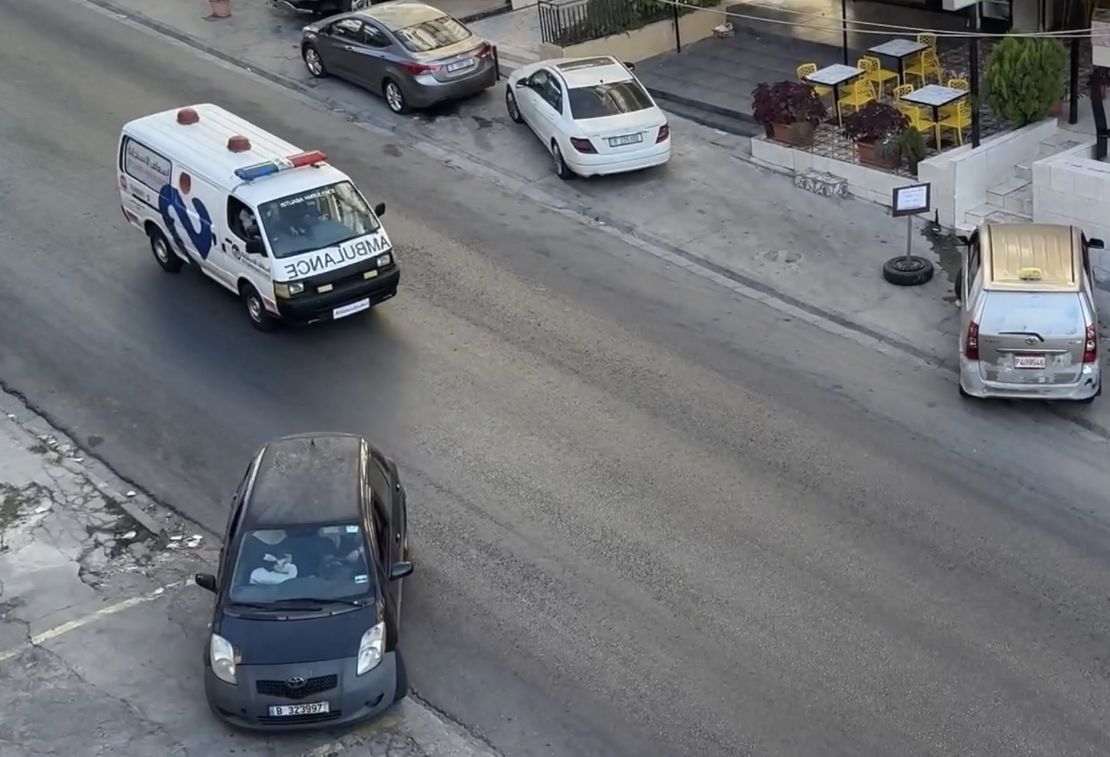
[176,107,200,125]
[227,135,252,153]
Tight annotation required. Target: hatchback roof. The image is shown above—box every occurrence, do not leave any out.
[245,433,363,528]
[553,56,635,88]
[360,2,447,30]
[981,223,1081,292]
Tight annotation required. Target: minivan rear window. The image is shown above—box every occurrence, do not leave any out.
[393,16,471,53]
[980,292,1083,336]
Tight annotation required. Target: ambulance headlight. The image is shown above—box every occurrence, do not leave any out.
[376,254,392,268]
[274,281,305,299]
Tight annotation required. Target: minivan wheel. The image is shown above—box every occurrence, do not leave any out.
[303,45,327,78]
[383,79,409,114]
[150,229,183,273]
[241,284,278,332]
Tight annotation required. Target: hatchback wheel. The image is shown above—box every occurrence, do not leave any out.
[383,79,409,114]
[303,45,327,78]
[552,141,572,180]
[505,87,523,124]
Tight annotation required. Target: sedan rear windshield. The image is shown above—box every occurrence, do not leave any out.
[567,81,653,120]
[981,292,1083,336]
[393,16,471,53]
[229,522,374,605]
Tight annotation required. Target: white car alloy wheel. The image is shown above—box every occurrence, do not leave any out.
[304,46,325,78]
[505,87,522,124]
[552,141,571,180]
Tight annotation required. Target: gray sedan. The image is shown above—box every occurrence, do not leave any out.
[301,3,497,114]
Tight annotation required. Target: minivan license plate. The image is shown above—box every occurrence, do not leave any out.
[268,701,329,717]
[1014,354,1046,369]
[609,133,643,147]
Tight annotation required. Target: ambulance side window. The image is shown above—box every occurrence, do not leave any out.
[227,197,260,241]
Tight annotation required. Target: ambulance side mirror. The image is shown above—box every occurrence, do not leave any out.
[245,238,267,256]
[374,202,386,218]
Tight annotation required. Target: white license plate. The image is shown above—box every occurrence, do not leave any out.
[268,701,330,717]
[447,59,472,72]
[333,298,370,319]
[608,133,643,147]
[1013,354,1046,369]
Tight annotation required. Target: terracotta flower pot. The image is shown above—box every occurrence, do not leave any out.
[855,140,899,170]
[209,0,231,18]
[771,122,815,147]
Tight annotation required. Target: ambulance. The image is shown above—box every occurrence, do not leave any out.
[117,104,399,331]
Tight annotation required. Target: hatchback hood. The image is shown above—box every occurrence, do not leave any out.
[218,605,378,665]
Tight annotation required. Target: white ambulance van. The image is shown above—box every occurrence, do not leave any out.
[118,104,398,331]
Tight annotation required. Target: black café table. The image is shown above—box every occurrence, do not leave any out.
[901,84,968,145]
[867,39,928,85]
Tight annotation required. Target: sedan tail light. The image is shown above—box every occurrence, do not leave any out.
[965,320,980,360]
[657,123,670,143]
[1083,324,1097,363]
[570,137,596,154]
[400,61,442,76]
[475,42,493,58]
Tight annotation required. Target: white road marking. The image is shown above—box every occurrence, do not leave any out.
[0,579,194,664]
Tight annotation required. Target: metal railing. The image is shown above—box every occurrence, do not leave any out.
[537,0,678,47]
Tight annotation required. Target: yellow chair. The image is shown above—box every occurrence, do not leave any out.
[904,34,940,86]
[942,78,969,120]
[939,99,972,146]
[894,84,938,144]
[796,62,832,97]
[837,75,877,121]
[864,55,899,96]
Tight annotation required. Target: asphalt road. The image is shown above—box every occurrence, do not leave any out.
[2,2,1110,756]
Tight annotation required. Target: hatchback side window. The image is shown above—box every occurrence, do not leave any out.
[331,18,362,40]
[361,24,391,48]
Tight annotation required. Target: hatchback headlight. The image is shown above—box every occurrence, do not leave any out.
[356,622,385,675]
[376,253,392,268]
[274,281,305,298]
[210,633,238,685]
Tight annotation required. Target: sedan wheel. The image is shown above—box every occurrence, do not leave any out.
[303,45,327,78]
[552,141,572,180]
[505,87,523,124]
[384,79,408,114]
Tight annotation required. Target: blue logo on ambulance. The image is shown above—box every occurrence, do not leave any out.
[158,181,213,261]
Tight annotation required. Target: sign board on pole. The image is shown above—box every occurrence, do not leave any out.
[891,183,931,217]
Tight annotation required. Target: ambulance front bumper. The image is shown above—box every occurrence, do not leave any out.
[276,267,400,324]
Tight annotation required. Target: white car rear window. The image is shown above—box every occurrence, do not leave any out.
[568,81,653,120]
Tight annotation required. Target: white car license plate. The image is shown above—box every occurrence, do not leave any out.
[608,133,643,147]
[447,59,472,72]
[333,298,370,319]
[268,701,330,717]
[1013,354,1046,369]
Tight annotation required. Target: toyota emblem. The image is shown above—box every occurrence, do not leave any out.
[1025,337,1037,345]
[286,676,306,690]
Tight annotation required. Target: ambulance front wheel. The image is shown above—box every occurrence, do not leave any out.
[149,228,183,273]
[240,284,278,332]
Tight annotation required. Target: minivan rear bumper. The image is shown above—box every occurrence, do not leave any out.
[959,357,1101,400]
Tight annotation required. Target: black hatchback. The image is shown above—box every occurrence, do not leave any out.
[195,432,412,730]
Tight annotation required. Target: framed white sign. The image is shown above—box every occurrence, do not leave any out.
[892,183,931,217]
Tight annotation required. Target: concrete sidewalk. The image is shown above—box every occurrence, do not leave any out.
[0,387,498,756]
[70,0,1110,434]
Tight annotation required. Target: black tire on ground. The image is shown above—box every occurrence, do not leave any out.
[552,141,572,180]
[393,652,409,703]
[882,255,934,286]
[240,283,278,332]
[149,228,183,273]
[302,44,328,78]
[383,78,409,114]
[505,87,523,124]
[953,267,963,299]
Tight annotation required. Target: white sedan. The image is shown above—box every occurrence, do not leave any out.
[505,55,671,180]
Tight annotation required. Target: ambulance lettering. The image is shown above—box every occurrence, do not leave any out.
[158,183,213,261]
[281,234,390,279]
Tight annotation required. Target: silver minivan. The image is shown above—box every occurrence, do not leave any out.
[957,223,1103,402]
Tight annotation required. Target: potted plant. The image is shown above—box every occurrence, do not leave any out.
[897,126,927,176]
[751,81,827,146]
[843,102,909,169]
[984,37,1067,126]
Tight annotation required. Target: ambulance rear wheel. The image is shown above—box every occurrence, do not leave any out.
[149,229,182,273]
[241,284,278,332]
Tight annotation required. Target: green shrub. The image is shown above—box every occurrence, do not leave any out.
[898,126,927,175]
[985,37,1067,126]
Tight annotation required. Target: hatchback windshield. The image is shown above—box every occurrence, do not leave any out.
[258,181,380,259]
[393,16,471,53]
[229,522,374,605]
[567,80,653,120]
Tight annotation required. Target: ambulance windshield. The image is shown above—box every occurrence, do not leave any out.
[258,181,381,259]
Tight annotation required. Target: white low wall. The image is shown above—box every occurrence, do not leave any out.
[1032,140,1110,280]
[511,0,536,10]
[917,118,1058,229]
[750,137,910,207]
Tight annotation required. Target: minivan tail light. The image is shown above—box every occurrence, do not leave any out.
[1083,324,1097,363]
[965,320,980,360]
[657,123,670,143]
[570,137,596,154]
[400,61,442,75]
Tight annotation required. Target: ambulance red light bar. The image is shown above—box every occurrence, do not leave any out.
[234,150,328,181]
